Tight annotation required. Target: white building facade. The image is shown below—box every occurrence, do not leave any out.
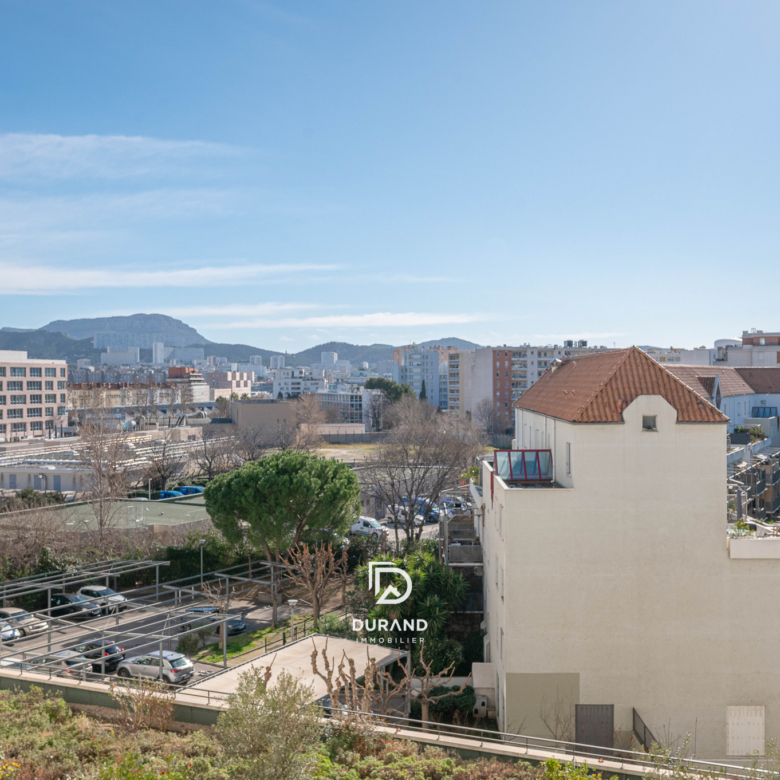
[478,347,780,760]
[272,368,326,398]
[0,350,69,441]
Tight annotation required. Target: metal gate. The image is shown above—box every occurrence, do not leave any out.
[575,704,614,748]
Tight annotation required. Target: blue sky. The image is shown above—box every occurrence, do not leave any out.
[1,1,779,351]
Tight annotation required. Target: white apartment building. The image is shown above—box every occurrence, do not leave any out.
[477,347,780,760]
[100,346,140,366]
[272,367,326,398]
[152,342,170,364]
[0,351,69,441]
[393,347,448,409]
[204,370,253,398]
[269,355,286,369]
[681,331,780,367]
[316,386,384,430]
[641,346,684,364]
[321,351,338,365]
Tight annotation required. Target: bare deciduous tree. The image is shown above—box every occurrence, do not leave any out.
[0,505,68,573]
[230,425,268,463]
[410,644,471,729]
[272,420,321,452]
[294,393,327,428]
[144,433,187,491]
[309,639,468,728]
[194,430,234,479]
[78,389,129,540]
[361,396,482,543]
[473,397,495,436]
[282,543,347,628]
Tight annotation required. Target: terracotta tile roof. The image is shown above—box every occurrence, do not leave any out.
[665,365,754,398]
[735,367,780,395]
[513,347,727,423]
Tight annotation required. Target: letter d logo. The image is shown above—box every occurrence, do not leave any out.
[368,562,412,605]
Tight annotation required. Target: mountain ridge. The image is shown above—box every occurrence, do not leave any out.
[42,313,210,345]
[2,313,483,366]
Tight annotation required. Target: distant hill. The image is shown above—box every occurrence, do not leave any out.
[3,310,484,367]
[195,342,282,363]
[416,337,482,350]
[42,314,210,346]
[0,329,99,362]
[197,339,483,367]
[288,341,394,366]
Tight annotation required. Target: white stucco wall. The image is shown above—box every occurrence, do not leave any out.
[482,396,780,759]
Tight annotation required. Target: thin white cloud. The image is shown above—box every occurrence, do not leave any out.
[208,312,488,330]
[0,262,337,293]
[164,302,321,317]
[0,189,236,237]
[0,133,239,181]
[532,332,624,340]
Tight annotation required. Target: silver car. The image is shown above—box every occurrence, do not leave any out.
[115,651,194,685]
[29,650,86,678]
[0,607,49,636]
[76,586,128,615]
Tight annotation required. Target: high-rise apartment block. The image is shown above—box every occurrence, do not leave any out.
[449,341,606,432]
[269,355,285,369]
[320,351,338,365]
[0,350,68,441]
[392,347,452,409]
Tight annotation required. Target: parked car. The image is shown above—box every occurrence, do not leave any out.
[158,490,184,499]
[177,486,204,495]
[0,656,35,671]
[0,607,49,636]
[50,594,101,621]
[182,606,247,636]
[29,650,85,678]
[71,639,126,673]
[76,586,128,615]
[0,620,23,643]
[350,517,386,537]
[385,512,425,529]
[116,651,194,685]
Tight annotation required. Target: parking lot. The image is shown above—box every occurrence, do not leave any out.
[0,559,290,688]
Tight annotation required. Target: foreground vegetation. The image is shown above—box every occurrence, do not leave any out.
[0,685,603,780]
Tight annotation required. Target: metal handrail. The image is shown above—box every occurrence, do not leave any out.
[325,708,769,778]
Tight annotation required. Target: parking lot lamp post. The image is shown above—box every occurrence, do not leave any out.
[288,599,298,641]
[199,539,206,588]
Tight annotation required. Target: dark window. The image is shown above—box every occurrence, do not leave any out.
[642,415,657,431]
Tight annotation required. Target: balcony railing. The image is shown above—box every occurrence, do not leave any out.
[493,449,553,483]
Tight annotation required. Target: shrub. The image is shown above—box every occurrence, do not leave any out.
[177,632,201,656]
[216,668,323,780]
[411,685,476,720]
[316,613,358,640]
